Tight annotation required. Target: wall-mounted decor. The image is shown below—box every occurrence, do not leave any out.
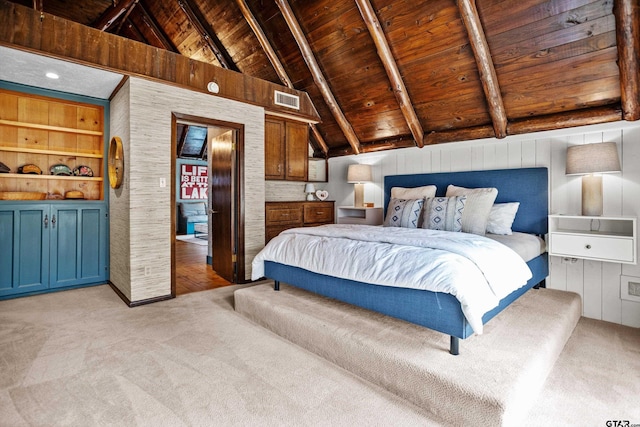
[180,164,208,199]
[108,136,124,189]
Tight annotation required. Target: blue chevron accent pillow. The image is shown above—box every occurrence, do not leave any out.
[422,196,466,232]
[384,198,424,228]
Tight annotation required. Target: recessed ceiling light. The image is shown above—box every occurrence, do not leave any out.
[45,72,59,79]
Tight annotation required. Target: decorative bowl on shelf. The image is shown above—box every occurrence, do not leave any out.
[0,191,47,200]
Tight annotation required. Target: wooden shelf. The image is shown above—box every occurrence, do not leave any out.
[0,146,103,159]
[0,173,102,182]
[0,119,103,136]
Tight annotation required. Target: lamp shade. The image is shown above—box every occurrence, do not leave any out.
[304,183,316,193]
[566,142,621,175]
[347,164,372,183]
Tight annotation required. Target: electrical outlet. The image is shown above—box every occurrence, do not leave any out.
[145,266,151,276]
[621,275,640,303]
[629,281,640,297]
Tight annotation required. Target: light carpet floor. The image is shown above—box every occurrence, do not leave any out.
[235,284,582,426]
[0,283,639,426]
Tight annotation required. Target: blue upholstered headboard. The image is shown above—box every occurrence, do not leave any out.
[384,167,549,235]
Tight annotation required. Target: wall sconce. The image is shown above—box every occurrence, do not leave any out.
[347,164,372,207]
[304,183,316,201]
[566,142,621,216]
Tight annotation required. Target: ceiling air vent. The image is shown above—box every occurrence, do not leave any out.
[274,90,300,110]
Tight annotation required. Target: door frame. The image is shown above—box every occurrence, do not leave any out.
[170,112,245,296]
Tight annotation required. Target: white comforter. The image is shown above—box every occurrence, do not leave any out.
[251,224,532,334]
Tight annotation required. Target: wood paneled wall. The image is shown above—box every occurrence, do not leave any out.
[326,121,640,328]
[109,77,264,303]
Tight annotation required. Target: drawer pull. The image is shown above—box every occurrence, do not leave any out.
[585,244,591,250]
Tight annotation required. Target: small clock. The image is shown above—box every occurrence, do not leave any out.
[108,136,124,189]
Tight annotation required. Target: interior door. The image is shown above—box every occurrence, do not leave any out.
[208,128,236,282]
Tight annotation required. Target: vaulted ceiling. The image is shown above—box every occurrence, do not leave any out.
[6,0,639,158]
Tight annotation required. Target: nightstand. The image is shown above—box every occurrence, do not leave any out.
[548,214,637,264]
[337,206,383,225]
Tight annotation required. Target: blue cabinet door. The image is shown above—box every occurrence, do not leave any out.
[50,204,107,289]
[0,204,49,296]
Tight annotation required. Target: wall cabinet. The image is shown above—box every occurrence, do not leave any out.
[265,201,334,243]
[0,202,108,298]
[0,88,104,200]
[265,117,308,181]
[548,214,637,264]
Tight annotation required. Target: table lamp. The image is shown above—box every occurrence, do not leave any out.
[347,164,372,207]
[566,142,621,216]
[304,183,316,201]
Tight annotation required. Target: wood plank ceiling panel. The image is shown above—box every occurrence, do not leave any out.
[190,0,279,82]
[19,0,114,25]
[127,6,177,51]
[375,0,492,133]
[480,0,620,119]
[290,0,410,145]
[142,0,223,68]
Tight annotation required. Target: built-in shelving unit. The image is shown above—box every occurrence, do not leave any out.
[0,88,105,200]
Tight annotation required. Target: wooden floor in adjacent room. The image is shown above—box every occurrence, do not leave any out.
[175,239,231,295]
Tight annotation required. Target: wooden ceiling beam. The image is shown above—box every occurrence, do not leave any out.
[92,0,138,32]
[115,1,138,34]
[328,105,622,158]
[136,1,178,52]
[355,0,424,148]
[457,0,508,139]
[614,0,640,121]
[177,0,238,72]
[235,0,328,156]
[276,0,361,154]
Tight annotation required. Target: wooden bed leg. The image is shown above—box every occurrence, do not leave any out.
[450,336,459,355]
[274,280,280,291]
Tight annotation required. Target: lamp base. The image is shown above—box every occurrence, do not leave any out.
[582,174,603,216]
[353,183,364,207]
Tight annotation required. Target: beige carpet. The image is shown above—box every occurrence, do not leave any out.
[235,284,582,426]
[1,284,639,426]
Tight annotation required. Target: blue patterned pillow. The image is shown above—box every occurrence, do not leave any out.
[421,196,466,232]
[384,198,424,228]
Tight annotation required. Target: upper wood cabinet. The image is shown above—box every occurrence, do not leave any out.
[0,88,105,200]
[265,117,308,181]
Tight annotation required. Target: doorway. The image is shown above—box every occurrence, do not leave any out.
[171,113,245,296]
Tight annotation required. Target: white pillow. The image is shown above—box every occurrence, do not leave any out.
[486,202,520,235]
[391,185,436,200]
[445,185,498,235]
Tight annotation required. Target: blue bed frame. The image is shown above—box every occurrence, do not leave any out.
[265,167,549,355]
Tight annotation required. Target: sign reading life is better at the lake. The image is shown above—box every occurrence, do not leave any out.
[181,164,208,199]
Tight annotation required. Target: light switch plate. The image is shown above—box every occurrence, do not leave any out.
[159,178,166,188]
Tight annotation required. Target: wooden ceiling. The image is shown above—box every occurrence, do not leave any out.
[8,0,639,158]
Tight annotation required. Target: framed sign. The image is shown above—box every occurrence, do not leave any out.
[180,164,208,199]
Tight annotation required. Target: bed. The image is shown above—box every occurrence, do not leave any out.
[253,167,549,355]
